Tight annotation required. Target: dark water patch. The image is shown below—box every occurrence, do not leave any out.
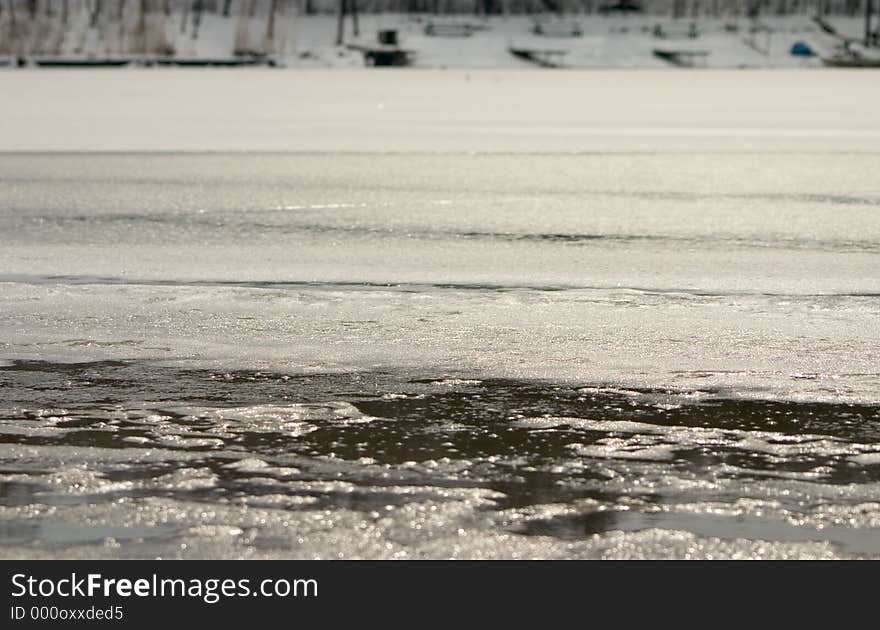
[356,382,880,442]
[3,360,880,548]
[3,359,880,444]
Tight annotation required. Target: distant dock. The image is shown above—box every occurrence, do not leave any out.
[12,56,277,69]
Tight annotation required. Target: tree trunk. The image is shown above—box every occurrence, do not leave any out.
[91,0,103,27]
[139,0,147,32]
[181,0,189,33]
[62,0,69,24]
[223,0,234,16]
[267,0,277,39]
[746,0,760,18]
[350,0,359,36]
[673,0,686,17]
[336,0,345,45]
[193,0,203,38]
[867,0,873,45]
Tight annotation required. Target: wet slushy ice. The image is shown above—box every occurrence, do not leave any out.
[1,139,879,558]
[2,361,880,559]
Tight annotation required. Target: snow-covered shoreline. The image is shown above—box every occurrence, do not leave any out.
[1,11,877,68]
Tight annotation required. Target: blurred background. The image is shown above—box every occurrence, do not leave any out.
[0,0,877,67]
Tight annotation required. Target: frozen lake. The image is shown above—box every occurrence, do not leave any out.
[1,69,879,559]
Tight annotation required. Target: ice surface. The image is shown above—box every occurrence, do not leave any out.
[1,70,879,558]
[3,69,880,152]
[2,148,878,400]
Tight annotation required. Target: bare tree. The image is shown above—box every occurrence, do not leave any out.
[193,0,204,38]
[267,0,278,39]
[90,0,104,27]
[336,0,346,44]
[139,0,148,32]
[350,0,359,36]
[181,0,189,33]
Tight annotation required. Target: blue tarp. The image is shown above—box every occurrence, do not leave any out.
[790,41,816,57]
